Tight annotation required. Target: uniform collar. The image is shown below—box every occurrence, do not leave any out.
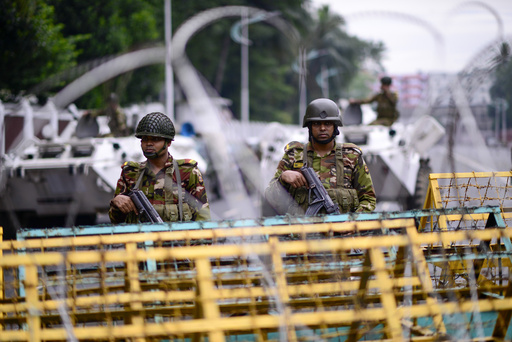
[306,140,336,154]
[164,153,173,168]
[141,153,173,172]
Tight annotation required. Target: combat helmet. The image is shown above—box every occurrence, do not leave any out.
[135,112,175,140]
[302,98,343,128]
[380,76,392,85]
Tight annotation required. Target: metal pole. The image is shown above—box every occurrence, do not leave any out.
[165,0,175,121]
[22,98,34,142]
[47,99,59,142]
[321,64,328,98]
[241,8,249,124]
[501,99,508,144]
[299,47,306,124]
[496,100,500,142]
[0,100,5,157]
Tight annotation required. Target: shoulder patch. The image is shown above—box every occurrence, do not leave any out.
[342,143,362,155]
[284,141,304,152]
[122,160,141,170]
[177,158,198,167]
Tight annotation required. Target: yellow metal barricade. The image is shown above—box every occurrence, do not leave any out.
[421,171,512,231]
[2,219,512,341]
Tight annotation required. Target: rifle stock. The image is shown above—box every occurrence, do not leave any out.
[128,189,164,223]
[300,166,340,216]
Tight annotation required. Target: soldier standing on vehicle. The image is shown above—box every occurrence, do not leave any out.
[109,112,211,223]
[85,93,129,137]
[350,76,399,126]
[264,98,376,215]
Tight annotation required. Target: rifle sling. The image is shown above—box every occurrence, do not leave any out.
[335,143,344,188]
[135,161,184,222]
[134,168,145,190]
[304,142,344,188]
[173,159,184,222]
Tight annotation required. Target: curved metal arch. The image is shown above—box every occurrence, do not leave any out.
[170,6,301,222]
[172,6,299,63]
[52,7,299,110]
[345,10,445,66]
[450,1,504,40]
[346,10,444,43]
[52,47,166,108]
[462,34,512,73]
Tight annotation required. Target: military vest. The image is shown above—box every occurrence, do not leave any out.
[124,160,195,223]
[289,143,360,214]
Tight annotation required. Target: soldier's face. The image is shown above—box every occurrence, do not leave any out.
[311,121,335,142]
[141,136,170,157]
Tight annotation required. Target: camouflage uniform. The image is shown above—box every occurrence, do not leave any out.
[89,106,128,137]
[265,140,376,215]
[109,154,210,223]
[360,91,399,126]
[105,105,128,137]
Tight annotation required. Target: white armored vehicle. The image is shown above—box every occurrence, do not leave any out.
[0,99,207,239]
[257,102,445,214]
[339,102,445,211]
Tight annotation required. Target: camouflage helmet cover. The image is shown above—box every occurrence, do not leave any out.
[302,98,343,128]
[135,112,175,140]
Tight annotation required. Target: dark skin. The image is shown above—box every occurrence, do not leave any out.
[280,121,335,188]
[110,136,172,214]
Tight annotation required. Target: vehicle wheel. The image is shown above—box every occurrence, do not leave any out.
[407,158,432,210]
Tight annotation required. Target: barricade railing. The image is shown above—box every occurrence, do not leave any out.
[2,211,512,341]
[421,171,512,231]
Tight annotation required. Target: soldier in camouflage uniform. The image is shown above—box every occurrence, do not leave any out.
[265,98,376,215]
[109,112,210,223]
[86,93,129,137]
[350,76,399,126]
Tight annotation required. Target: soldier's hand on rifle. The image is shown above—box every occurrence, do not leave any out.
[111,194,138,214]
[281,170,308,188]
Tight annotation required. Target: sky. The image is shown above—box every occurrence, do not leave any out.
[311,0,512,75]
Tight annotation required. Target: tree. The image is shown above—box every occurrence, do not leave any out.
[293,5,384,102]
[171,0,307,124]
[0,0,78,101]
[2,0,383,125]
[47,0,164,108]
[490,49,512,130]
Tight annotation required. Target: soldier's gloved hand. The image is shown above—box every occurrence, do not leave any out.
[111,194,138,214]
[281,170,308,188]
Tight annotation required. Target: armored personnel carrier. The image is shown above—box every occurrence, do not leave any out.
[0,99,206,239]
[339,102,445,211]
[257,102,445,214]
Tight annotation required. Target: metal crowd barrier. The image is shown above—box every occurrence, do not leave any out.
[1,207,512,341]
[422,171,512,229]
[2,170,512,341]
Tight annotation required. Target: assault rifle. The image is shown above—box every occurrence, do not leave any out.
[128,189,164,223]
[300,166,340,216]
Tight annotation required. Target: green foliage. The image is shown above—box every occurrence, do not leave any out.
[346,72,378,99]
[47,0,163,108]
[2,0,383,124]
[0,0,78,101]
[490,56,512,128]
[295,5,384,102]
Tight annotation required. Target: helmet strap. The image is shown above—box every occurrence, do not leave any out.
[143,151,159,159]
[143,139,170,159]
[308,125,339,145]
